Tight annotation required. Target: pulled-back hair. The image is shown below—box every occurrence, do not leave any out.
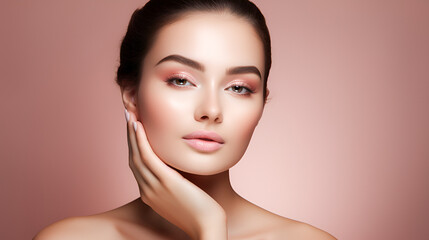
[116,0,271,102]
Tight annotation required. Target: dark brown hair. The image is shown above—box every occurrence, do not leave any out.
[116,0,271,102]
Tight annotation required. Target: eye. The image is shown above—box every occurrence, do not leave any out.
[227,85,254,95]
[166,77,195,87]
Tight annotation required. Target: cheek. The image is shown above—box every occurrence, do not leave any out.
[137,83,194,159]
[222,100,263,163]
[137,84,174,145]
[140,90,181,128]
[228,101,263,142]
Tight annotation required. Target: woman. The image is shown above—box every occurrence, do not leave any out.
[35,0,336,239]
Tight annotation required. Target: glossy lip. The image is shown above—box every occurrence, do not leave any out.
[182,130,225,153]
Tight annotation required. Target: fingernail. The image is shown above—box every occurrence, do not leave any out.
[133,122,137,132]
[125,109,130,122]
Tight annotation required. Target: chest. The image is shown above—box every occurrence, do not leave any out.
[113,220,190,240]
[111,219,282,240]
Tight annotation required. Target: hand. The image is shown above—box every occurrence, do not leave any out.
[125,109,227,240]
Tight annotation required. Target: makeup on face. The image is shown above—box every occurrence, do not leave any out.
[182,130,225,153]
[137,12,265,175]
[153,55,263,98]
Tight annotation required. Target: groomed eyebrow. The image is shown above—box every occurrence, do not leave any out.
[155,54,261,80]
[226,66,261,79]
[155,54,204,72]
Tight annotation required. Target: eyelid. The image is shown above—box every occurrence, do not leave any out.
[167,72,197,86]
[226,80,255,92]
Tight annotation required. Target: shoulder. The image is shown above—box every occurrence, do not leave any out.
[275,219,337,240]
[33,215,121,240]
[236,197,336,239]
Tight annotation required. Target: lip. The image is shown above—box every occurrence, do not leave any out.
[182,130,225,152]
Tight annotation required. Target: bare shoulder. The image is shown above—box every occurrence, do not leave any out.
[274,217,337,240]
[33,215,121,240]
[33,199,171,240]
[235,197,336,239]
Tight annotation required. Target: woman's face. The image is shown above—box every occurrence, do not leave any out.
[136,12,266,175]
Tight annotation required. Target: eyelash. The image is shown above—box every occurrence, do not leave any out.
[166,77,195,87]
[166,76,255,96]
[226,84,254,95]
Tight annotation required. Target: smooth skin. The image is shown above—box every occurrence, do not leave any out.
[34,12,336,240]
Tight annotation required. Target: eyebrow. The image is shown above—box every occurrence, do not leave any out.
[156,54,204,72]
[226,66,261,79]
[155,54,262,79]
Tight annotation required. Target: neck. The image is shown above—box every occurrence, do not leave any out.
[177,169,241,214]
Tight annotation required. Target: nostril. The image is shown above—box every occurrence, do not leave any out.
[195,111,223,123]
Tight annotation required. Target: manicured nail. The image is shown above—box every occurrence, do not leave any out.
[125,109,130,122]
[133,122,137,132]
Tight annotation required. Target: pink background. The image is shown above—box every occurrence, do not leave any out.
[1,0,428,239]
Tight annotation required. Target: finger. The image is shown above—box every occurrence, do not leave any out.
[126,110,161,187]
[130,156,149,186]
[127,144,156,201]
[130,157,157,204]
[129,162,152,204]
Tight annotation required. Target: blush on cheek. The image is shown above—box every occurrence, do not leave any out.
[139,82,171,124]
[242,120,259,141]
[234,114,260,147]
[140,112,170,147]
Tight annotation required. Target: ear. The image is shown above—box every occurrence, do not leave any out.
[264,88,271,105]
[121,85,139,118]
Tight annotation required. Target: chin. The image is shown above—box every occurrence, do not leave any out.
[163,158,238,176]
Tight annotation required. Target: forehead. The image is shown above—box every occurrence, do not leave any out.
[143,11,265,75]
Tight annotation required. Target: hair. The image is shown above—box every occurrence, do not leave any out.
[116,0,271,103]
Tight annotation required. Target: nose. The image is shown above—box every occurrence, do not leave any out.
[194,90,223,124]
